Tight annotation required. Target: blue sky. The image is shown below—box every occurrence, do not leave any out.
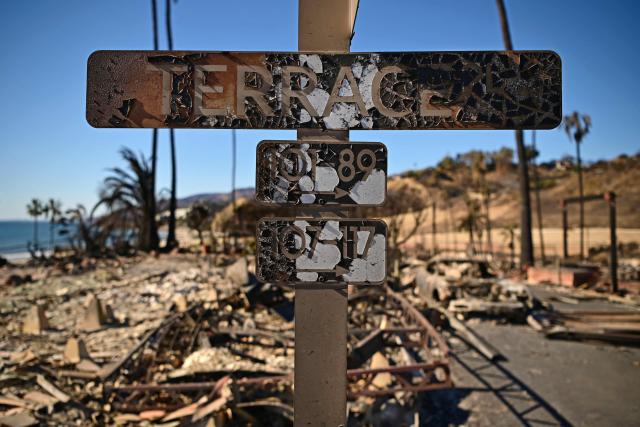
[1,0,639,219]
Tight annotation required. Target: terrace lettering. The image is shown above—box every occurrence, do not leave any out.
[147,62,452,119]
[87,51,561,130]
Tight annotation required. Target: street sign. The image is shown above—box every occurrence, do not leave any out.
[256,218,387,285]
[256,140,387,206]
[86,50,561,130]
[85,1,564,424]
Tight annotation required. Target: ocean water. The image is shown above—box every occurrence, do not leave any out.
[0,220,72,258]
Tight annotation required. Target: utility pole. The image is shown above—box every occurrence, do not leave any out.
[165,0,178,249]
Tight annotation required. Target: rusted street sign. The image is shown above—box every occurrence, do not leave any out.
[256,218,387,285]
[86,50,561,130]
[256,141,387,206]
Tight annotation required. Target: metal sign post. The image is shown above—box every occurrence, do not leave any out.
[294,2,357,425]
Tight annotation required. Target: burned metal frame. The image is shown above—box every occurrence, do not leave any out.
[101,304,293,413]
[345,286,452,397]
[100,285,451,413]
[561,192,618,292]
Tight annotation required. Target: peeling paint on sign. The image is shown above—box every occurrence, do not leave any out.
[256,141,387,206]
[86,51,562,130]
[256,218,387,285]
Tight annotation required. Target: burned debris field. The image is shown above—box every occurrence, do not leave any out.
[1,250,639,426]
[2,0,640,426]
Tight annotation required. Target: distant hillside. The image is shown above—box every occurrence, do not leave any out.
[172,188,254,209]
[400,151,640,229]
[175,152,639,230]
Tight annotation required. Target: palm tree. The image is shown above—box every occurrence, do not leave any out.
[495,0,535,267]
[64,204,111,256]
[46,199,62,251]
[41,203,50,242]
[100,148,159,252]
[26,198,44,249]
[150,0,159,250]
[164,0,179,250]
[563,111,591,260]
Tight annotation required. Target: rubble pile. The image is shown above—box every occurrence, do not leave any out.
[410,255,534,322]
[2,249,638,425]
[0,254,451,426]
[401,253,640,352]
[0,254,248,425]
[528,310,640,346]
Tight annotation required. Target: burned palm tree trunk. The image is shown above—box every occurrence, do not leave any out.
[531,130,546,264]
[144,155,160,251]
[150,0,159,250]
[495,0,535,267]
[563,112,591,261]
[27,199,43,251]
[102,149,159,251]
[165,0,178,249]
[231,129,237,252]
[167,129,178,249]
[150,0,158,53]
[576,139,585,259]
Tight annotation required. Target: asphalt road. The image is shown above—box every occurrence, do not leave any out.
[422,289,640,426]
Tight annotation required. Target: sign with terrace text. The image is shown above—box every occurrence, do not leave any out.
[86,50,561,130]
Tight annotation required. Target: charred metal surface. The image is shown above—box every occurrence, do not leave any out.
[102,290,451,410]
[256,140,387,206]
[87,50,561,130]
[346,286,452,397]
[256,218,387,285]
